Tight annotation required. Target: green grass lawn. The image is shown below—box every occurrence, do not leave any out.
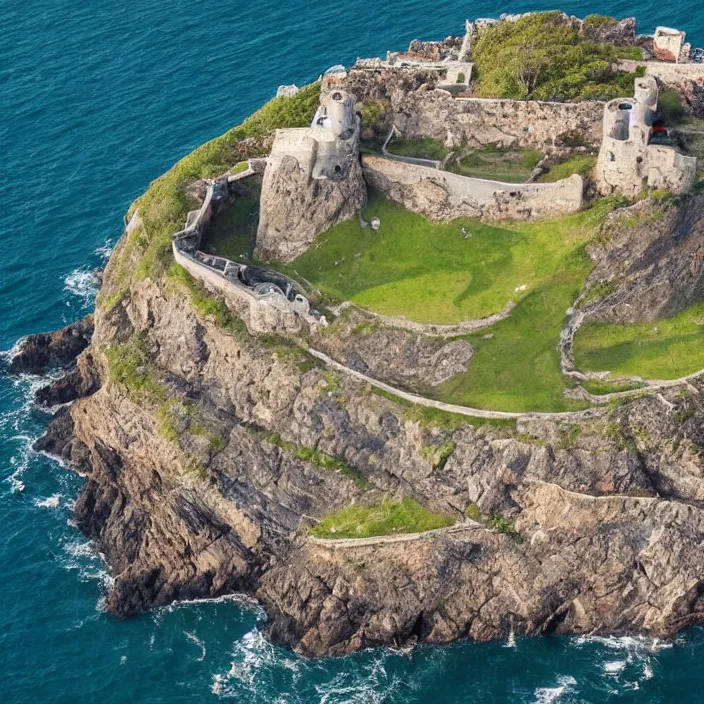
[447,147,542,183]
[200,190,260,262]
[310,497,455,539]
[387,138,446,161]
[432,249,593,412]
[286,189,602,325]
[574,301,704,380]
[539,155,597,183]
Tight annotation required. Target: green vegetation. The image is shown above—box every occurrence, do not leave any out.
[167,264,249,339]
[580,279,617,306]
[105,335,166,400]
[657,89,686,125]
[581,378,645,396]
[539,155,597,183]
[404,404,517,432]
[421,439,456,469]
[287,191,619,412]
[310,497,455,539]
[464,503,519,537]
[447,146,543,183]
[387,138,446,161]
[200,189,260,262]
[574,300,704,380]
[472,11,640,101]
[255,430,371,488]
[583,14,618,28]
[118,83,320,284]
[287,189,603,326]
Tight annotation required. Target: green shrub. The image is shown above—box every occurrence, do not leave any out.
[456,72,466,83]
[473,11,640,101]
[105,335,166,400]
[583,14,618,28]
[657,90,686,125]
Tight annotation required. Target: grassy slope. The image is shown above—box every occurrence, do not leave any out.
[200,190,260,262]
[434,248,592,412]
[448,147,542,183]
[287,190,601,325]
[310,498,455,539]
[574,301,704,380]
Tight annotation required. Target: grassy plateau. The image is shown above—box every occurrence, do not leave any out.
[310,497,455,539]
[574,301,704,380]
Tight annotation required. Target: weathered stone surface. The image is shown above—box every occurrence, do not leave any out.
[311,307,474,388]
[342,68,604,148]
[583,195,704,323]
[24,258,704,658]
[362,154,583,221]
[256,152,366,261]
[10,314,93,375]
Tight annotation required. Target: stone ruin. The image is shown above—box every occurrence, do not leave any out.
[255,89,367,262]
[595,76,697,197]
[653,27,691,64]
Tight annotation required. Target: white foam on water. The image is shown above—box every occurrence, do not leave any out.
[33,493,62,508]
[533,675,577,704]
[156,592,265,622]
[184,631,207,662]
[574,634,672,653]
[603,659,627,674]
[94,238,114,260]
[64,266,100,303]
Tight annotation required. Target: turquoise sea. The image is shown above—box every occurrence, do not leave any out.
[2,1,704,701]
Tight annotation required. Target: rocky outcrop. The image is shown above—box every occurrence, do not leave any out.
[311,307,474,388]
[343,69,604,148]
[256,153,366,261]
[584,195,704,323]
[10,315,93,375]
[21,264,704,658]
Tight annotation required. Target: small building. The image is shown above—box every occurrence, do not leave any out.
[653,27,691,64]
[595,76,697,197]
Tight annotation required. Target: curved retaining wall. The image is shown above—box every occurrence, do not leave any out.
[362,155,584,221]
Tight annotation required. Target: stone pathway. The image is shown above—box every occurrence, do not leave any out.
[308,520,480,548]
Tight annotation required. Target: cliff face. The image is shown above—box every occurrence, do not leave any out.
[22,257,704,657]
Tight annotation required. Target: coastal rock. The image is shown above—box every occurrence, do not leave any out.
[255,152,366,262]
[10,314,93,375]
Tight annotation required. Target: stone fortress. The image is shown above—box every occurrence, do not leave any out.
[170,13,704,333]
[596,75,698,196]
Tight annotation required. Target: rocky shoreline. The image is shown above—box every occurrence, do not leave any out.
[13,272,704,657]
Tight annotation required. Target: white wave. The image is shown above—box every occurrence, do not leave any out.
[184,631,207,662]
[533,675,577,704]
[94,238,114,260]
[64,266,100,303]
[33,493,62,508]
[603,659,627,675]
[574,634,672,653]
[157,592,265,620]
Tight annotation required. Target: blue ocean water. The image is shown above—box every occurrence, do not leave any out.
[2,1,704,701]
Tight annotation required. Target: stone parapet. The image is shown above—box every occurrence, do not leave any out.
[362,155,583,221]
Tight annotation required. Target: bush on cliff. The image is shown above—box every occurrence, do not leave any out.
[472,11,640,101]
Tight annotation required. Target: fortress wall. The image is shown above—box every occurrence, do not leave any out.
[616,60,704,115]
[343,69,604,148]
[401,95,604,149]
[172,245,304,334]
[362,155,584,221]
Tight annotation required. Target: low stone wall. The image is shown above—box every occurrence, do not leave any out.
[362,155,584,221]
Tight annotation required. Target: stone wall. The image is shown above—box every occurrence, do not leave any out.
[342,68,604,148]
[617,59,704,116]
[362,155,584,221]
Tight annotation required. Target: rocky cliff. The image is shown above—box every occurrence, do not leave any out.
[16,250,704,657]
